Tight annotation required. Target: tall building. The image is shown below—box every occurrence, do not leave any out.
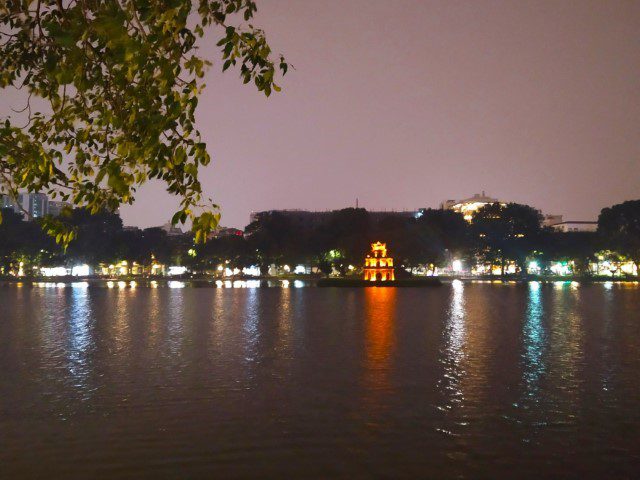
[1,193,28,218]
[13,192,49,220]
[24,193,49,219]
[1,193,71,219]
[1,194,19,211]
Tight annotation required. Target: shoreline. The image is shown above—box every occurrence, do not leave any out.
[0,274,638,287]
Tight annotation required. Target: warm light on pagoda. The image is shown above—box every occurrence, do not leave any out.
[364,242,395,282]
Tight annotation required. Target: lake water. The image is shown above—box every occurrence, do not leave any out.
[1,281,639,478]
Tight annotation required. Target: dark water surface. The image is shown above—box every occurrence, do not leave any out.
[1,281,639,479]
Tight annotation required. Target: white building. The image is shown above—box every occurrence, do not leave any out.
[440,191,503,221]
[542,214,564,227]
[441,192,566,226]
[552,221,598,233]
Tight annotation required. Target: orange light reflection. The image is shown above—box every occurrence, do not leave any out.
[363,287,397,412]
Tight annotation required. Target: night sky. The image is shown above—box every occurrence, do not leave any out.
[2,0,639,229]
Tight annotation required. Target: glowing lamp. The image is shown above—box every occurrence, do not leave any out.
[452,259,463,273]
[168,266,187,276]
[71,264,90,277]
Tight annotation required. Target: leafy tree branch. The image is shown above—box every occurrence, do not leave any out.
[0,0,287,244]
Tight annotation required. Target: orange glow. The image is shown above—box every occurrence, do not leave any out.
[363,242,395,282]
[363,287,397,412]
[371,241,387,257]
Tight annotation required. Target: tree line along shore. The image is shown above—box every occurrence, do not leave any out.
[1,200,639,281]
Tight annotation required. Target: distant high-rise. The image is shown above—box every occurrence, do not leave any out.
[21,192,49,219]
[1,194,18,211]
[1,192,70,220]
[1,193,25,217]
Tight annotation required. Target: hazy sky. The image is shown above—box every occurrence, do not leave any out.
[3,0,639,228]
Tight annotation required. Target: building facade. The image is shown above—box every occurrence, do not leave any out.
[440,191,503,221]
[1,192,46,219]
[25,193,49,219]
[542,214,564,227]
[1,193,70,219]
[1,194,18,211]
[552,221,598,233]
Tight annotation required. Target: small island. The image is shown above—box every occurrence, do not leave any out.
[318,242,441,287]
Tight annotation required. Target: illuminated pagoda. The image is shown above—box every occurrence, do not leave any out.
[364,242,395,282]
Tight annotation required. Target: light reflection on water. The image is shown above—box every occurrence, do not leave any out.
[523,281,546,398]
[24,279,316,289]
[448,280,466,363]
[548,281,585,425]
[66,285,93,392]
[363,288,397,409]
[439,279,466,413]
[1,282,639,478]
[242,284,260,365]
[277,286,293,346]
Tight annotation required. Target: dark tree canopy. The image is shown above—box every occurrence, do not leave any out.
[414,209,470,264]
[538,230,596,275]
[598,200,640,267]
[2,202,638,278]
[0,206,58,271]
[472,202,543,273]
[320,208,372,268]
[0,0,287,244]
